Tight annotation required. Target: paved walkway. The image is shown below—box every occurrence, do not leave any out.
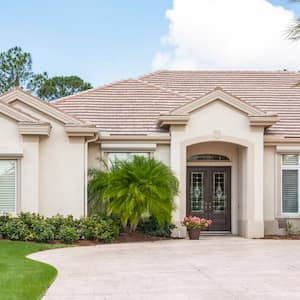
[29,237,300,299]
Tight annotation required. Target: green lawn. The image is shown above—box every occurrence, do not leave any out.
[0,240,63,300]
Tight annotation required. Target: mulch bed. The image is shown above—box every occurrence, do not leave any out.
[75,232,178,246]
[264,235,300,240]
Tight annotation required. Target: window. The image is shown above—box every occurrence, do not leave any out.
[0,160,17,213]
[107,152,150,168]
[281,155,300,214]
[188,154,230,162]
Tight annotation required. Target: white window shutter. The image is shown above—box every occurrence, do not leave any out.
[0,160,16,213]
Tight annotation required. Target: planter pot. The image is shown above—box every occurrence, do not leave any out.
[188,228,201,240]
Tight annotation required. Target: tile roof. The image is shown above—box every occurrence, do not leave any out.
[53,71,300,136]
[52,78,191,134]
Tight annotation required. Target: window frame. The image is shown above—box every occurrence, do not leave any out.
[105,151,152,168]
[281,154,300,216]
[0,159,18,214]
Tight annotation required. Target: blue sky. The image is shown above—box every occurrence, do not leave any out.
[0,0,299,86]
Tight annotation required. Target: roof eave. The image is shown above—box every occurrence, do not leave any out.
[249,115,279,128]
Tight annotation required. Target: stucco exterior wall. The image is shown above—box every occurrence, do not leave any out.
[38,128,85,217]
[154,144,170,166]
[169,100,265,238]
[0,114,22,149]
[0,102,86,218]
[3,91,300,237]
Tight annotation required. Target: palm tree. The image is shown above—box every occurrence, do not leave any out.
[287,0,300,40]
[88,156,178,231]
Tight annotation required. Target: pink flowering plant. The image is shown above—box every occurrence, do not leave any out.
[181,216,213,230]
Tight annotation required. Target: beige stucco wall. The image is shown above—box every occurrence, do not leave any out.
[0,102,86,218]
[169,100,265,238]
[3,95,300,237]
[0,114,22,148]
[263,145,300,235]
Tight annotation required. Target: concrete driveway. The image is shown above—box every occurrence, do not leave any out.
[29,237,300,300]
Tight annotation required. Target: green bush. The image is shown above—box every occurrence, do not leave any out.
[0,214,10,236]
[0,212,120,244]
[59,225,80,244]
[32,220,55,242]
[94,220,118,242]
[78,215,120,242]
[46,214,65,239]
[4,218,32,241]
[19,212,44,226]
[137,217,176,237]
[88,156,178,231]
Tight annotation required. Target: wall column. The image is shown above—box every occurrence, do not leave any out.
[20,136,39,213]
[170,127,187,237]
[244,137,265,238]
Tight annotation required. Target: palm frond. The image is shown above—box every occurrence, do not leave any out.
[287,18,300,41]
[90,156,178,231]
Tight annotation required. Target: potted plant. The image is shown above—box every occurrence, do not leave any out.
[181,216,213,240]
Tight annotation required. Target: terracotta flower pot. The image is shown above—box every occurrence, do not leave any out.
[188,228,201,240]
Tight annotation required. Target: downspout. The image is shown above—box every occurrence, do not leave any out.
[84,132,100,216]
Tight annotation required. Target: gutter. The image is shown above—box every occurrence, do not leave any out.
[84,132,100,216]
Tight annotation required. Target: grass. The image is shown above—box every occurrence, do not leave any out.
[0,240,64,300]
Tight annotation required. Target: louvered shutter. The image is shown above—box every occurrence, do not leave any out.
[282,169,298,213]
[0,160,16,213]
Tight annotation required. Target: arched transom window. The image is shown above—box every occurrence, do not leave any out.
[187,154,230,162]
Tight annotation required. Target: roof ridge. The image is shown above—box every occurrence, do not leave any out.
[51,78,136,105]
[135,78,193,100]
[137,70,165,80]
[143,70,300,74]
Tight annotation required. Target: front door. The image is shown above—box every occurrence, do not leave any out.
[186,166,231,231]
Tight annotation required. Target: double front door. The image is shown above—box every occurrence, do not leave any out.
[186,166,231,231]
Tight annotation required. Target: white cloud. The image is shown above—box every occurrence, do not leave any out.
[152,0,300,71]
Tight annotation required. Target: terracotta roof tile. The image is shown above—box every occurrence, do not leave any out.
[53,71,300,136]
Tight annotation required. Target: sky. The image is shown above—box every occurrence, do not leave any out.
[0,0,300,87]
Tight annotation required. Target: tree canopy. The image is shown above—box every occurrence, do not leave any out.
[0,47,33,92]
[287,0,300,41]
[0,46,92,101]
[31,73,92,101]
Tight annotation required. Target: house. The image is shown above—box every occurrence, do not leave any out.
[1,70,300,238]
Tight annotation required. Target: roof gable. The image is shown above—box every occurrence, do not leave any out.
[0,88,83,125]
[171,87,265,116]
[158,87,278,128]
[0,100,37,122]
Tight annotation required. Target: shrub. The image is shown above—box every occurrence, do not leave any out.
[19,212,44,227]
[0,212,120,244]
[137,217,176,238]
[78,216,97,240]
[46,214,65,239]
[94,219,119,242]
[78,215,120,242]
[0,213,10,236]
[32,220,55,242]
[88,156,178,231]
[4,218,32,241]
[59,225,80,244]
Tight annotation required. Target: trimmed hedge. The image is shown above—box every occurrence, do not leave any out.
[0,212,120,244]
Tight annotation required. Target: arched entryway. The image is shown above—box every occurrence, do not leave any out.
[183,140,248,235]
